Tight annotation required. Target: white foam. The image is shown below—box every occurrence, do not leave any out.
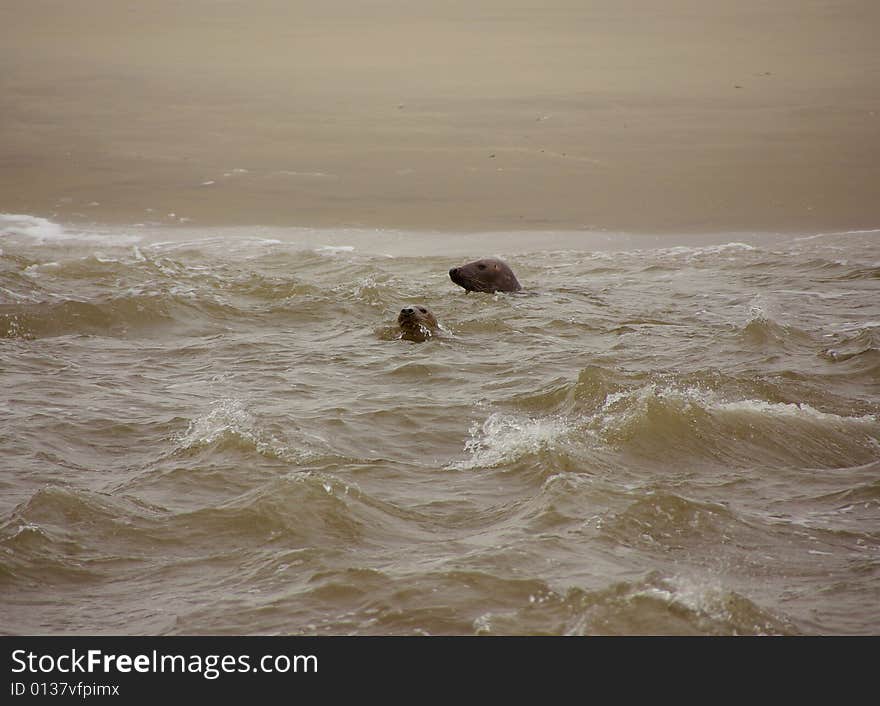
[176,399,259,446]
[0,214,67,241]
[22,262,60,277]
[793,228,880,242]
[0,213,141,246]
[834,321,880,333]
[448,412,572,470]
[592,383,878,435]
[173,398,319,463]
[713,399,877,426]
[631,575,741,626]
[0,286,37,301]
[660,242,756,257]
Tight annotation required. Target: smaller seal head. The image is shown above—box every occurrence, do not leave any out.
[397,305,439,342]
[449,258,521,293]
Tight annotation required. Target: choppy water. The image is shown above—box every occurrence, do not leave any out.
[1,213,878,635]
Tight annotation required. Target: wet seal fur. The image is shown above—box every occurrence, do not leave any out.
[449,258,521,293]
[397,305,440,342]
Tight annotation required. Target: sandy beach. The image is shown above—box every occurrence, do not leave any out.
[1,0,878,232]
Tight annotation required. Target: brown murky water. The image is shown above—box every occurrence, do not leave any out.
[2,216,878,634]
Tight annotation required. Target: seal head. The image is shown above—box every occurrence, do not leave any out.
[449,258,521,293]
[397,305,439,342]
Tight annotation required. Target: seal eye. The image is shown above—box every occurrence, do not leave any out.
[477,263,487,270]
[418,307,427,313]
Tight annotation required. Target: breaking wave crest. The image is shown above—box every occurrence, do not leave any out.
[453,368,879,473]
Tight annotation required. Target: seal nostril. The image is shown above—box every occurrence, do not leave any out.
[401,307,413,315]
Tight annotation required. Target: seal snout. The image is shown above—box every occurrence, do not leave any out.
[400,307,414,316]
[448,266,465,289]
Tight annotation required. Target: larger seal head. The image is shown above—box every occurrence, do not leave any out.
[449,258,521,293]
[397,305,439,342]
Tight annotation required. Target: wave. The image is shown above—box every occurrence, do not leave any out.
[599,491,739,546]
[0,291,234,339]
[499,572,794,635]
[816,475,880,507]
[0,213,141,245]
[793,228,880,242]
[736,307,813,348]
[344,569,795,635]
[0,228,461,339]
[453,366,879,472]
[448,413,576,472]
[643,242,758,261]
[586,383,878,468]
[166,473,366,547]
[0,486,166,587]
[565,572,795,635]
[821,326,880,366]
[174,560,793,635]
[170,398,327,465]
[0,470,389,593]
[0,247,337,339]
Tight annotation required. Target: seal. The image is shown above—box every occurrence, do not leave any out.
[397,305,440,342]
[448,258,521,293]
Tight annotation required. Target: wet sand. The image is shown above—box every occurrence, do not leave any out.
[1,0,879,232]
